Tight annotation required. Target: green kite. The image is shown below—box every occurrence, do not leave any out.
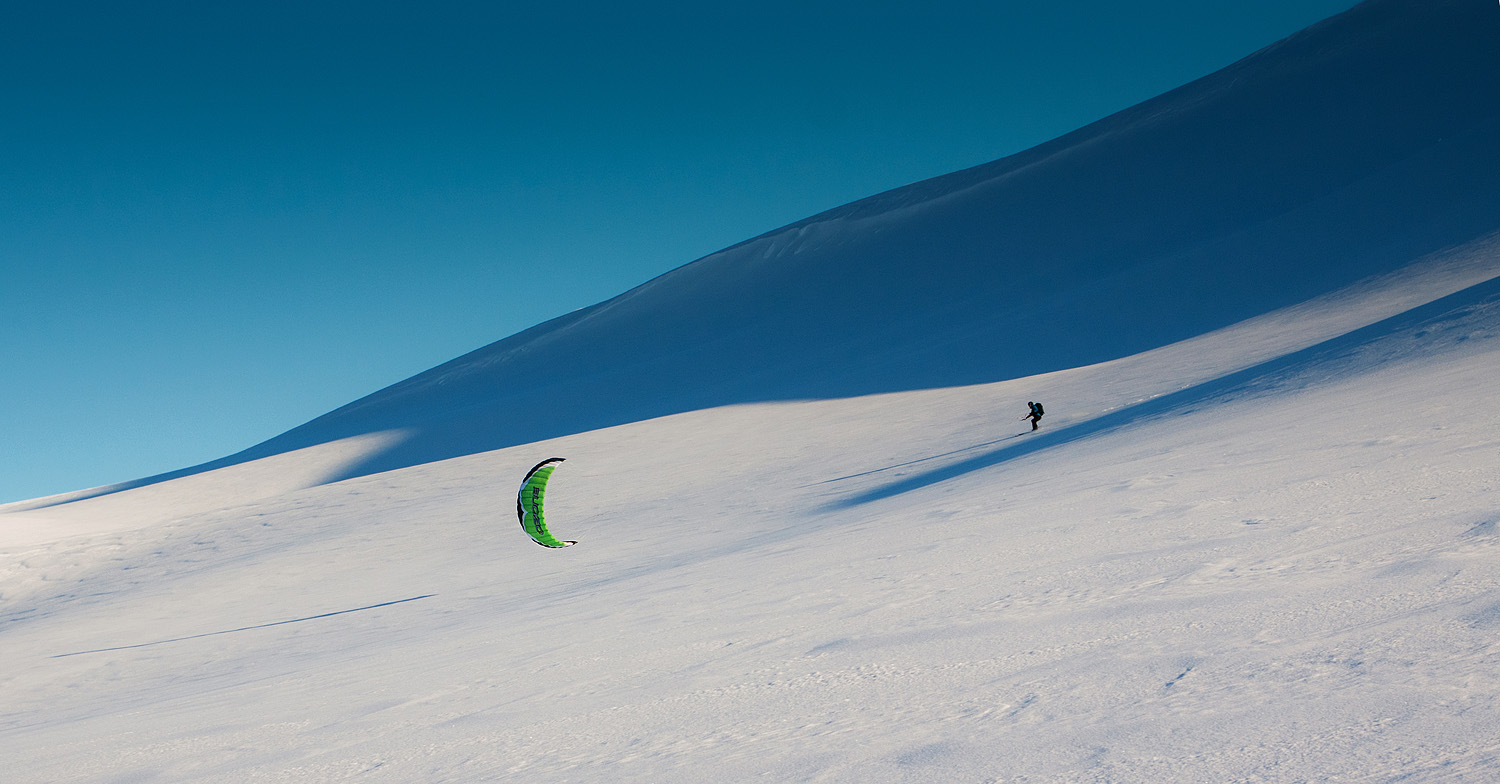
[516,458,576,548]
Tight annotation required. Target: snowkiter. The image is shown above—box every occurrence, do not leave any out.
[1024,401,1045,431]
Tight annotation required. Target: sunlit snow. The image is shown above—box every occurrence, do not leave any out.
[4,1,1499,781]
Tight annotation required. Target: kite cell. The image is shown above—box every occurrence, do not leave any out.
[516,458,576,548]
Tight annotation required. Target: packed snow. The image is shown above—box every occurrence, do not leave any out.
[5,0,1500,781]
[4,238,1498,782]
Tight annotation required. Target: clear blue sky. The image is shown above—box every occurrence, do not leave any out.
[1,0,1361,503]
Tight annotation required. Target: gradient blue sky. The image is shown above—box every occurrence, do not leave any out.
[1,0,1362,503]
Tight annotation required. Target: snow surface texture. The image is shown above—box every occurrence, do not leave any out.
[5,0,1500,781]
[3,240,1499,783]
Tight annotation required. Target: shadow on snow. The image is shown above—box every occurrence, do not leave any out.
[827,274,1500,509]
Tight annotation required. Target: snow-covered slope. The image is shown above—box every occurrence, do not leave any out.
[3,237,1498,782]
[4,1,1500,781]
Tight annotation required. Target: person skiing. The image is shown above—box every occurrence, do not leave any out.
[1023,401,1045,431]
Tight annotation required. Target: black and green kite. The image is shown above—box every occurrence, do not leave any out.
[516,457,576,548]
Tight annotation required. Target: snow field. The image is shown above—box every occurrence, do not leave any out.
[3,255,1499,781]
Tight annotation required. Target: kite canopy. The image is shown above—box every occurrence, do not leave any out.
[516,458,575,548]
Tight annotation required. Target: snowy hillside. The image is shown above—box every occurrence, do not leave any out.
[3,237,1498,782]
[5,0,1500,781]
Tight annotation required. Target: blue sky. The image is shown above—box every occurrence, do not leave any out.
[1,0,1361,503]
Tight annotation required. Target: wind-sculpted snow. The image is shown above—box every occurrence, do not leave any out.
[8,4,1500,779]
[2,236,1498,782]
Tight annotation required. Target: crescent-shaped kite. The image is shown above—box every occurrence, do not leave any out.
[516,458,576,548]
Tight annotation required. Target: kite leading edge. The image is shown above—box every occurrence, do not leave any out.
[516,458,576,548]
